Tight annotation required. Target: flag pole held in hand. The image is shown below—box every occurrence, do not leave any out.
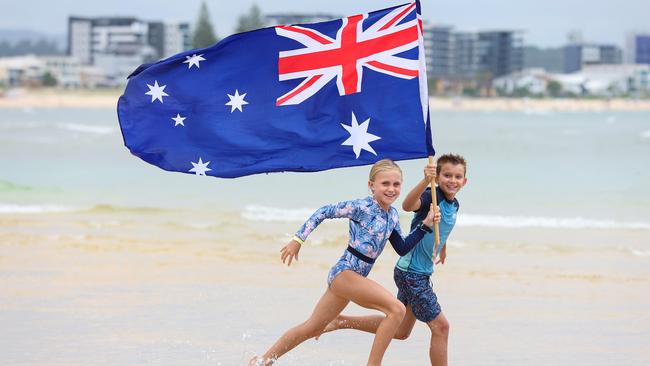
[428,156,440,254]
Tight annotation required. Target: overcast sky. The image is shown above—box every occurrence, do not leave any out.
[0,0,648,47]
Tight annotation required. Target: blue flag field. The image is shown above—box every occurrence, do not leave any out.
[117,1,434,178]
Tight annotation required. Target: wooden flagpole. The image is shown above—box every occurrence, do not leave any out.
[429,156,440,254]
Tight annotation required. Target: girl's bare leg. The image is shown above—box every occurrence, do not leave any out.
[329,271,406,366]
[252,288,349,365]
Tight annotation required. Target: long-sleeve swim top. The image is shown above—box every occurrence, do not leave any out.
[295,196,428,260]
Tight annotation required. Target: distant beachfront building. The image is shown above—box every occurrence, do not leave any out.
[264,13,341,27]
[477,31,524,78]
[625,32,650,65]
[0,55,109,88]
[563,43,622,73]
[494,64,650,97]
[421,24,454,79]
[67,16,191,84]
[420,27,523,82]
[493,68,549,95]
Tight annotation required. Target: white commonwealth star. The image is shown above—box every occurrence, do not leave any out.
[340,112,381,159]
[145,80,169,103]
[172,113,186,127]
[225,90,249,113]
[183,54,206,69]
[189,158,212,176]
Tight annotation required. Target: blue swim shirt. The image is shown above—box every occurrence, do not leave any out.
[396,186,459,275]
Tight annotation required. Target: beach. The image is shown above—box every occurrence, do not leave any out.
[1,88,650,112]
[2,210,649,365]
[1,106,650,365]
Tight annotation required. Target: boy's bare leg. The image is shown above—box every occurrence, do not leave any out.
[427,312,449,366]
[319,305,417,340]
[251,289,349,365]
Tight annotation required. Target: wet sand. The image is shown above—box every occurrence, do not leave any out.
[2,210,649,365]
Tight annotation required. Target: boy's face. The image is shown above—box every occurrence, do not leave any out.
[436,163,467,200]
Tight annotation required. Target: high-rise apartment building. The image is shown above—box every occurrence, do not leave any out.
[477,31,524,78]
[626,32,650,65]
[68,16,191,83]
[422,25,454,78]
[264,13,341,27]
[563,43,622,73]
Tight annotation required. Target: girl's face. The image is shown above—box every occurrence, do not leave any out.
[368,169,402,210]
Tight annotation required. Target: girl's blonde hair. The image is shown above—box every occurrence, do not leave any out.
[368,159,402,181]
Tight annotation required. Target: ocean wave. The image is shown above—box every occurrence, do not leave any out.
[0,203,167,215]
[458,214,650,230]
[641,130,650,139]
[1,121,115,135]
[56,123,115,135]
[240,205,650,230]
[241,205,315,222]
[0,203,78,214]
[630,249,650,257]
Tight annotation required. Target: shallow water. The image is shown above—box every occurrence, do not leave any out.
[1,107,649,365]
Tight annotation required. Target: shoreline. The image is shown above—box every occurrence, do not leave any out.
[1,89,650,111]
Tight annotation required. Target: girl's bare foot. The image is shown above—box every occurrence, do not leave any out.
[248,356,273,366]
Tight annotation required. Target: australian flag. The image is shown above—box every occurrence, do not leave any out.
[117,1,434,178]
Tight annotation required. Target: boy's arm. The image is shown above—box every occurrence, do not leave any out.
[435,244,446,264]
[402,164,436,212]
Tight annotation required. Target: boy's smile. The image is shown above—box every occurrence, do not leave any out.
[436,163,467,200]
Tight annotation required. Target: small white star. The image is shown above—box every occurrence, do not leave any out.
[189,158,212,176]
[183,54,206,69]
[340,112,381,159]
[172,114,186,127]
[145,80,169,103]
[225,90,249,113]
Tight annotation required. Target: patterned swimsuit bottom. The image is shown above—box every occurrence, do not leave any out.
[327,249,374,286]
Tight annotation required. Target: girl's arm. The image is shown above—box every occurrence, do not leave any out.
[389,205,440,255]
[281,199,363,266]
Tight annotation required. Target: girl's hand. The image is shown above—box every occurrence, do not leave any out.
[422,204,440,227]
[280,239,302,266]
[423,164,436,182]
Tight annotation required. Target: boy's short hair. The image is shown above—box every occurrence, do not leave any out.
[436,154,467,176]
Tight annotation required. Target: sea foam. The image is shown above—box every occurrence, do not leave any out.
[458,214,650,230]
[241,205,650,230]
[56,123,115,135]
[0,203,78,214]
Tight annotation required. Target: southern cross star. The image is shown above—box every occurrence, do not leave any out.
[183,54,206,69]
[225,90,249,113]
[172,114,186,127]
[145,80,169,103]
[189,158,212,176]
[340,112,381,158]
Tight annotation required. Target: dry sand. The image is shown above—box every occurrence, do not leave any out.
[1,88,650,111]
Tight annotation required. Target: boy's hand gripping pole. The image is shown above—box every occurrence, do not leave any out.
[429,156,441,254]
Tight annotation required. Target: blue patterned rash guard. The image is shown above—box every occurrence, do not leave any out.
[294,196,429,285]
